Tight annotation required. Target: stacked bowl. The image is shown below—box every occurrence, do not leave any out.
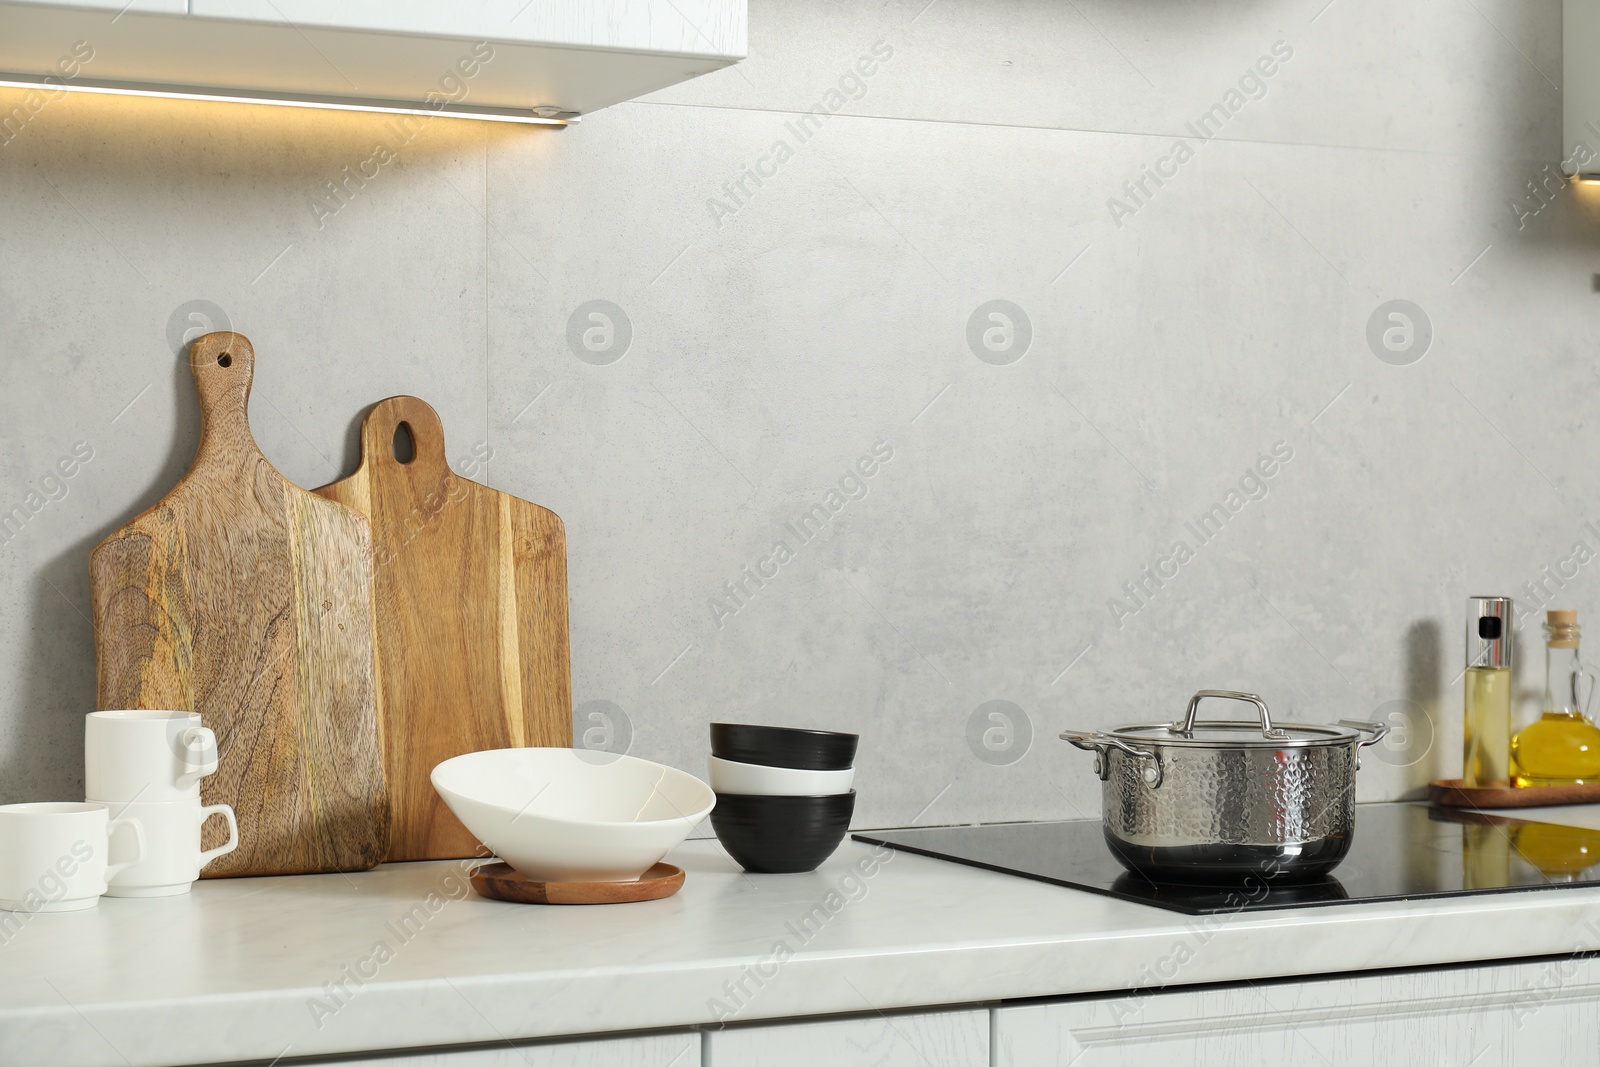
[707,723,858,873]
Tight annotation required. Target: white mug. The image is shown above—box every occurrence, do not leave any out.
[97,797,238,897]
[86,710,219,803]
[0,803,146,912]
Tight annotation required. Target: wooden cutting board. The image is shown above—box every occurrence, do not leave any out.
[315,395,571,861]
[90,332,388,877]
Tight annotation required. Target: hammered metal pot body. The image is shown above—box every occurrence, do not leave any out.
[1100,742,1357,884]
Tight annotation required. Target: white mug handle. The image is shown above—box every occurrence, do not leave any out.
[104,817,147,881]
[175,727,220,789]
[197,804,239,868]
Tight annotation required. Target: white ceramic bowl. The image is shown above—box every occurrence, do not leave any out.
[431,748,714,882]
[707,755,856,796]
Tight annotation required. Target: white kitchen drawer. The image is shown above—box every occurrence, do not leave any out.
[707,1009,989,1067]
[994,955,1600,1066]
[320,1031,698,1066]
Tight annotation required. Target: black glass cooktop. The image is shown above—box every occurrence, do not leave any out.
[853,803,1600,915]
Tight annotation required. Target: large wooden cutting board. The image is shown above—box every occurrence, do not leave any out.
[90,333,388,876]
[315,395,571,861]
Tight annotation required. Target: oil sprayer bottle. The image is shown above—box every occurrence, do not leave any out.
[1511,609,1600,787]
[1463,596,1513,789]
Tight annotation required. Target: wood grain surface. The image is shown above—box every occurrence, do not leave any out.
[1429,778,1600,809]
[315,396,571,861]
[90,333,388,877]
[469,861,684,905]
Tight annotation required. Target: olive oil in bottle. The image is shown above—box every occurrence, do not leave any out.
[1463,597,1513,789]
[1511,609,1600,786]
[1465,666,1512,787]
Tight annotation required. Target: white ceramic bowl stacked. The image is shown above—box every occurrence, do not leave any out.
[706,755,854,795]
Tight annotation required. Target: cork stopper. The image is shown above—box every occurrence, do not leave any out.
[1547,609,1580,649]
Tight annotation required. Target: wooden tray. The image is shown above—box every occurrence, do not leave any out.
[1429,778,1600,809]
[469,861,684,905]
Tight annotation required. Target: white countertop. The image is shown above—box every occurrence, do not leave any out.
[5,803,1600,1067]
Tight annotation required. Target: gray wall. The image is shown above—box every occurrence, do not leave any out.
[1,0,1593,829]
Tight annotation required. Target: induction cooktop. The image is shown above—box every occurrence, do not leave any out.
[852,803,1600,915]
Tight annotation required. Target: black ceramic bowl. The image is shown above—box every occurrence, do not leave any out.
[710,791,856,874]
[709,723,858,771]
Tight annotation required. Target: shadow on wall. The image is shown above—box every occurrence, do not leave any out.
[10,349,199,800]
[1403,618,1442,797]
[10,346,416,801]
[8,345,408,801]
[1395,618,1442,887]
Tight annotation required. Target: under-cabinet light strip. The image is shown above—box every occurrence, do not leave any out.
[0,72,575,125]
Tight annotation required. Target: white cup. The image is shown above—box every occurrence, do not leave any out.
[0,802,146,912]
[86,710,219,803]
[95,797,238,897]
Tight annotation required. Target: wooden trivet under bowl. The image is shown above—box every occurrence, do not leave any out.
[469,861,685,905]
[1429,778,1600,809]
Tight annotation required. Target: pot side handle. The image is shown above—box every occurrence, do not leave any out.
[1336,719,1391,769]
[1059,729,1163,786]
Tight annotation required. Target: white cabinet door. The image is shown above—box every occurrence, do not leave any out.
[995,955,1600,1066]
[323,1032,699,1067]
[0,0,742,116]
[187,0,746,56]
[707,1010,988,1067]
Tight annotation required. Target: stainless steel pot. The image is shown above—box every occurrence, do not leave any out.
[1060,690,1388,885]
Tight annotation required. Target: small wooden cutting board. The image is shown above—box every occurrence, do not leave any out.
[90,333,388,876]
[315,396,571,861]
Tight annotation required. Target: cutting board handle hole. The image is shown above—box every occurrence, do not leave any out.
[216,352,232,368]
[392,422,416,465]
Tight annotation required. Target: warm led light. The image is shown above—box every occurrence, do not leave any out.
[0,73,576,126]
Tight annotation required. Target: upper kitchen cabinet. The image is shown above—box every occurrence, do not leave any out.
[0,0,746,122]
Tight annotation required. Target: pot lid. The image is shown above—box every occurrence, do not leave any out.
[1109,719,1362,748]
[1111,690,1365,749]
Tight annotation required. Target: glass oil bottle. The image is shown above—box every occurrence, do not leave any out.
[1463,596,1512,789]
[1511,609,1600,786]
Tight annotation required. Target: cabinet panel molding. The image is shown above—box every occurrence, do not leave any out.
[995,955,1600,1067]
